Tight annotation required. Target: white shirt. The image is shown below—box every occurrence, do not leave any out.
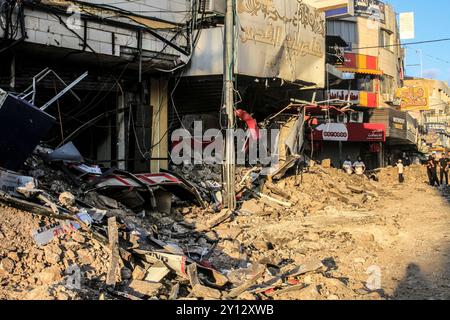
[397,163,404,174]
[353,161,366,175]
[343,160,353,174]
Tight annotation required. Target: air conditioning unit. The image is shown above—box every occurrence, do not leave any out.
[199,0,226,15]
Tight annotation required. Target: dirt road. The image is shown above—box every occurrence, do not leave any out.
[237,167,450,299]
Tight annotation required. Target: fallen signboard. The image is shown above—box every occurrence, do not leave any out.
[0,169,37,197]
[32,211,93,246]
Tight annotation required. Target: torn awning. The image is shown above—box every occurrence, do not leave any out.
[337,53,383,76]
[311,123,386,142]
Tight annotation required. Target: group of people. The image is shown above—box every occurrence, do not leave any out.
[342,156,366,175]
[342,155,405,183]
[426,152,449,187]
[340,152,449,187]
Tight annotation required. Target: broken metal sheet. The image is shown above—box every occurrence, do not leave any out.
[43,142,83,162]
[95,170,204,207]
[148,237,184,255]
[85,208,107,223]
[145,261,171,282]
[271,154,302,180]
[32,212,93,246]
[70,163,102,175]
[0,93,56,171]
[0,169,37,197]
[285,116,305,156]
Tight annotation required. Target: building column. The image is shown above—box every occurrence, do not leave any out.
[378,142,384,168]
[117,93,127,170]
[150,78,168,173]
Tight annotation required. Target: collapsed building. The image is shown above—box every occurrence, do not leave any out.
[1,0,449,301]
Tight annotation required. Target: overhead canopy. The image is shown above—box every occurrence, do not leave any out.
[311,123,386,142]
[337,53,383,76]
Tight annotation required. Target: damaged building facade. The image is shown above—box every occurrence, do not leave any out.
[0,0,446,202]
[299,0,410,169]
[1,0,195,173]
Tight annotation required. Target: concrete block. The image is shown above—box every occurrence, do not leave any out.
[86,40,101,53]
[100,42,114,56]
[61,34,82,50]
[26,16,39,30]
[25,29,36,43]
[88,28,111,43]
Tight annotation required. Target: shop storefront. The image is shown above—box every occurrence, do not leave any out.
[369,108,419,165]
[309,122,386,169]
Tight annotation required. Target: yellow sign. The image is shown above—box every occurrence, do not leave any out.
[396,87,429,111]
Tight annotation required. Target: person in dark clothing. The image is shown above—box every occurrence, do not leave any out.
[439,153,449,185]
[426,155,439,187]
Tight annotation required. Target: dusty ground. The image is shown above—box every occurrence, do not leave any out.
[234,165,450,300]
[1,164,449,300]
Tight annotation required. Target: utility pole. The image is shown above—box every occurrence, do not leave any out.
[223,0,236,209]
[416,49,423,78]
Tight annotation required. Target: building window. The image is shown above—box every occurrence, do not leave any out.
[327,20,357,47]
[379,29,393,52]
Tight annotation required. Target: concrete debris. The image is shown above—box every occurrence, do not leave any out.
[59,192,76,209]
[126,280,163,298]
[0,141,444,300]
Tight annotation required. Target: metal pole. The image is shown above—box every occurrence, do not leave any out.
[416,49,423,78]
[223,0,236,209]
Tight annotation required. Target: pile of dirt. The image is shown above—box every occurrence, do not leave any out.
[0,205,108,300]
[0,155,434,300]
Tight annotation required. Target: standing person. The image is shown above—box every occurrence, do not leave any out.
[439,153,449,185]
[403,153,411,166]
[397,159,404,183]
[353,156,366,176]
[342,156,353,175]
[426,155,439,187]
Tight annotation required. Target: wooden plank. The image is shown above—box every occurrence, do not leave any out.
[106,216,120,286]
[169,283,180,300]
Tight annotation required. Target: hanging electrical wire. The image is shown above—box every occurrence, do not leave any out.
[0,0,26,54]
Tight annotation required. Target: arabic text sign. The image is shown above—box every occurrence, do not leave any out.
[329,89,378,108]
[237,0,326,86]
[354,0,386,23]
[396,87,429,111]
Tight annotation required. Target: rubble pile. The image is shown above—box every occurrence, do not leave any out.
[376,164,428,186]
[237,163,392,218]
[0,205,108,300]
[0,145,432,300]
